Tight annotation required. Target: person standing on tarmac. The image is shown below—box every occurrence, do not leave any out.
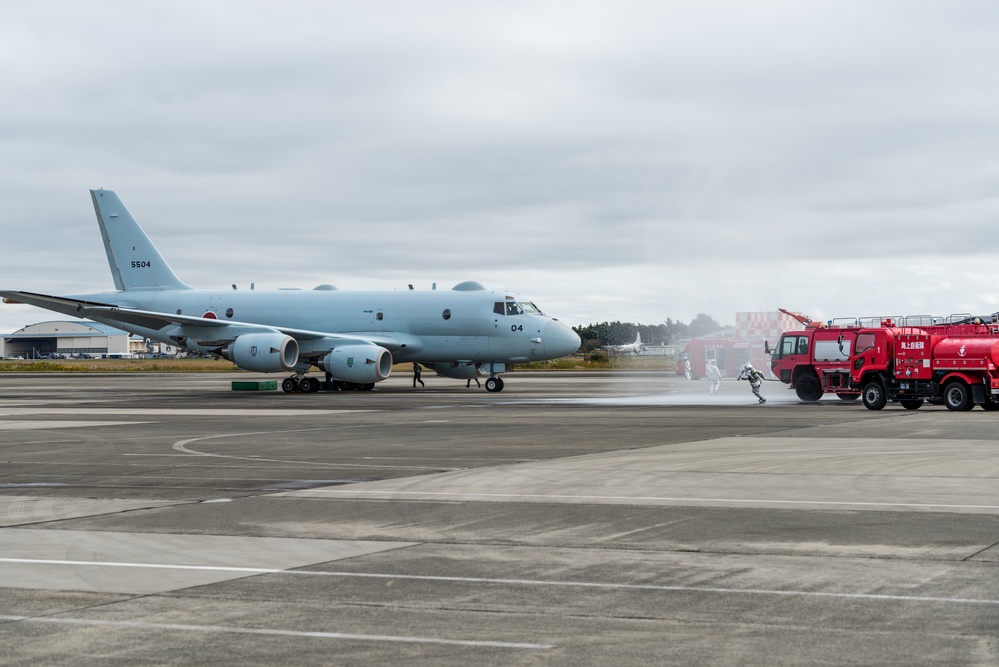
[705,358,721,395]
[412,362,425,388]
[738,363,766,404]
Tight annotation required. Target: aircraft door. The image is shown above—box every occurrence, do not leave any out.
[366,308,386,332]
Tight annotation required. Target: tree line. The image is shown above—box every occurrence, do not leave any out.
[573,314,726,352]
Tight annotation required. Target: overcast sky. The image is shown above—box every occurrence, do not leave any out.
[3,1,999,336]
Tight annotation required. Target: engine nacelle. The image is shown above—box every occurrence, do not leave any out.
[432,362,483,380]
[224,333,299,372]
[323,345,393,384]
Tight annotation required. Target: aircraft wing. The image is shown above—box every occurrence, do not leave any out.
[0,291,216,331]
[0,290,419,352]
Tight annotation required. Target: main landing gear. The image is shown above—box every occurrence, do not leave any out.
[281,374,373,393]
[484,376,505,393]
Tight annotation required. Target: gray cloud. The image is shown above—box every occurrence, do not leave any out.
[3,1,999,335]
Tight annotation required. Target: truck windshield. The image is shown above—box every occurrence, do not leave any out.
[855,333,876,354]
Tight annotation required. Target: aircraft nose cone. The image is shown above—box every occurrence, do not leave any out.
[544,321,581,358]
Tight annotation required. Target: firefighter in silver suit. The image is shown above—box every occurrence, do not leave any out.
[738,363,766,404]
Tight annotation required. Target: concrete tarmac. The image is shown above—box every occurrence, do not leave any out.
[1,371,997,665]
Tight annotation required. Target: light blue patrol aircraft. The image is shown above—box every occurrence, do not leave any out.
[1,190,581,394]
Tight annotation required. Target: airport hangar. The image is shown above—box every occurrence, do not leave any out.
[0,321,171,358]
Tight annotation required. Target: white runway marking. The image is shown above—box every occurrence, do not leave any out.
[0,421,148,430]
[2,558,996,607]
[0,529,416,594]
[0,615,552,650]
[171,431,458,470]
[0,408,375,417]
[282,488,999,511]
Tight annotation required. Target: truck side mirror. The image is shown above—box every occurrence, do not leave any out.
[764,341,771,355]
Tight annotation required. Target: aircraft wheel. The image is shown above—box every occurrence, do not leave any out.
[485,377,503,393]
[358,383,375,391]
[899,398,924,410]
[298,377,318,393]
[281,377,299,393]
[861,382,887,410]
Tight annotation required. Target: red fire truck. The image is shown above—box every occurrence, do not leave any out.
[851,316,999,411]
[768,309,995,403]
[767,310,864,401]
[676,337,768,379]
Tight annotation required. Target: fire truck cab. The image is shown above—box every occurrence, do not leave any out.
[769,327,860,402]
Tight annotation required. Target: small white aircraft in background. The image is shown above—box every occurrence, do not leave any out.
[602,332,645,355]
[1,190,580,394]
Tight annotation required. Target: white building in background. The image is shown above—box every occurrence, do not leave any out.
[1,321,180,358]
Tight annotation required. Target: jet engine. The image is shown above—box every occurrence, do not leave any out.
[432,363,483,380]
[224,333,299,372]
[323,345,393,384]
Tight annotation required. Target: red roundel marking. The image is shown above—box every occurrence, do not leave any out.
[202,311,217,319]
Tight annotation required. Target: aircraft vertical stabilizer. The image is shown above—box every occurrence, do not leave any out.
[91,189,190,291]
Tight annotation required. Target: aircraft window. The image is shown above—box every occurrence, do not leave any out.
[442,309,451,320]
[225,308,234,318]
[376,312,384,321]
[519,302,542,315]
[506,302,524,316]
[494,302,505,315]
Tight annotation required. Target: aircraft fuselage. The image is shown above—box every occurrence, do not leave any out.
[67,286,578,365]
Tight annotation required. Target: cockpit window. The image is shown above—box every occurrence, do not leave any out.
[519,302,543,315]
[495,301,543,316]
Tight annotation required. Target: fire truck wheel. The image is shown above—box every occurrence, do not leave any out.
[943,381,974,411]
[899,399,924,410]
[794,373,823,402]
[861,382,887,410]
